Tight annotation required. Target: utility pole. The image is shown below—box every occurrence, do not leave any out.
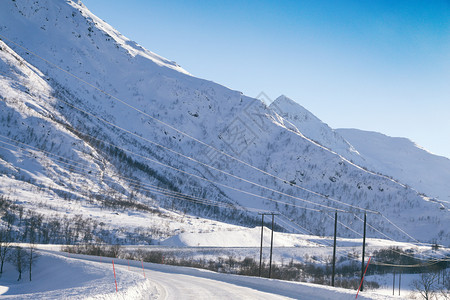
[258,212,277,278]
[360,212,367,292]
[259,214,264,277]
[269,213,275,278]
[392,270,395,296]
[332,211,337,287]
[398,271,401,296]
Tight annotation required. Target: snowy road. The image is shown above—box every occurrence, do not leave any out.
[145,268,288,299]
[68,252,395,300]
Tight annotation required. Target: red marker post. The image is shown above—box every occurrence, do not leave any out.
[112,259,118,292]
[356,257,371,299]
[141,259,146,278]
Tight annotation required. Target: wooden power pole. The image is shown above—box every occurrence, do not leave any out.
[259,214,264,277]
[258,212,277,278]
[269,213,275,278]
[360,212,367,292]
[332,211,337,287]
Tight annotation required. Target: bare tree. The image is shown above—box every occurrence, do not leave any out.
[109,244,121,258]
[17,206,24,226]
[0,213,15,275]
[412,272,438,300]
[438,271,450,300]
[27,243,39,281]
[9,246,29,281]
[27,225,39,281]
[0,228,12,274]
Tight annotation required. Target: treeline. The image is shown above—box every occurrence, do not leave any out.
[0,194,161,281]
[0,242,38,282]
[0,196,40,281]
[369,246,449,275]
[1,195,102,244]
[0,195,160,245]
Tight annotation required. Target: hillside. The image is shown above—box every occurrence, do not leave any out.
[337,128,450,202]
[0,0,448,245]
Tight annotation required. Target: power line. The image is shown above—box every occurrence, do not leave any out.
[0,144,254,214]
[0,33,381,215]
[0,69,353,214]
[370,260,443,268]
[324,212,362,237]
[380,214,423,245]
[4,130,443,262]
[276,214,365,264]
[0,142,255,213]
[279,213,450,265]
[0,136,247,211]
[0,43,427,248]
[4,142,449,265]
[0,35,444,251]
[7,130,439,263]
[0,108,331,215]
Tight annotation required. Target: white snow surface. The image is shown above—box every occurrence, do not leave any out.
[161,226,319,248]
[0,250,397,299]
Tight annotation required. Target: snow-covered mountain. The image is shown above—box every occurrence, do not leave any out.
[337,128,450,202]
[0,0,448,245]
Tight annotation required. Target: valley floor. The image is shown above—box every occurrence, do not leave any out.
[0,249,404,299]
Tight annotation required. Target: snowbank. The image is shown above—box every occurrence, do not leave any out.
[0,250,155,299]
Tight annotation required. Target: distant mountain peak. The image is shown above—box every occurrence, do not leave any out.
[272,95,313,114]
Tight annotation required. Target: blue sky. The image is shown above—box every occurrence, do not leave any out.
[83,0,450,158]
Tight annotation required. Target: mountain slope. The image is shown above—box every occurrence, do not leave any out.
[0,0,448,244]
[269,95,365,164]
[337,128,450,202]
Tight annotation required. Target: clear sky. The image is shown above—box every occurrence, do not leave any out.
[83,0,450,158]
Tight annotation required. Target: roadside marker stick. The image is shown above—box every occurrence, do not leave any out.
[355,256,371,299]
[141,259,146,278]
[112,260,118,292]
[128,259,130,270]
